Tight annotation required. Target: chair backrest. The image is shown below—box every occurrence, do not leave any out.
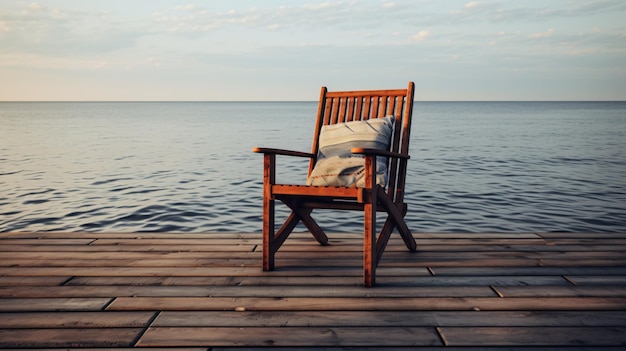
[309,82,415,204]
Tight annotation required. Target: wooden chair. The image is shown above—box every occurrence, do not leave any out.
[253,81,417,287]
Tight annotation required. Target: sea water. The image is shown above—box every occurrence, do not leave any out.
[1,101,625,233]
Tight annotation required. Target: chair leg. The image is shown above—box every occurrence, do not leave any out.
[262,195,275,271]
[377,188,417,252]
[282,199,328,245]
[295,208,329,245]
[364,203,377,287]
[262,154,276,271]
[274,211,299,247]
[374,218,395,266]
[363,191,378,287]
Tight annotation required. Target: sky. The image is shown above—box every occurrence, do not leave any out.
[1,0,625,101]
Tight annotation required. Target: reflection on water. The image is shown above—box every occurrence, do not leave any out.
[1,101,625,233]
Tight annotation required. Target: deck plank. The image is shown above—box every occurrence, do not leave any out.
[0,328,144,348]
[106,296,626,311]
[439,326,626,346]
[0,298,113,312]
[137,327,442,347]
[0,311,156,328]
[0,276,71,286]
[493,285,626,297]
[62,275,570,287]
[0,285,497,298]
[153,310,626,327]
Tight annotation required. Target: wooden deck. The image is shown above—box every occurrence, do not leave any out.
[0,231,625,349]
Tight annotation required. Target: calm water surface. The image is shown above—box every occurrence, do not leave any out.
[1,101,625,233]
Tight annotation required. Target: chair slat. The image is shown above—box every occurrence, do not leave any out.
[326,89,408,97]
[354,97,363,122]
[338,97,348,123]
[346,97,355,122]
[371,97,380,119]
[362,97,371,121]
[323,97,333,125]
[379,97,388,118]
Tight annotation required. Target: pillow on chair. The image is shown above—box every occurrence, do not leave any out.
[306,115,395,188]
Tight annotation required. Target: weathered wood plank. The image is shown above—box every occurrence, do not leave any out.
[538,232,626,239]
[0,285,497,298]
[431,266,626,276]
[7,256,624,269]
[63,275,569,287]
[4,245,621,261]
[0,244,256,252]
[90,238,259,245]
[0,328,144,348]
[107,296,626,311]
[0,348,203,351]
[0,239,95,245]
[7,249,624,263]
[154,310,626,327]
[0,298,113,312]
[279,246,626,254]
[0,276,71,286]
[0,232,259,239]
[64,276,369,286]
[439,326,626,346]
[387,257,626,267]
[566,275,626,285]
[279,243,626,252]
[0,258,261,268]
[493,285,626,297]
[0,311,156,328]
[540,238,626,245]
[0,251,257,260]
[67,274,453,287]
[0,266,431,277]
[0,231,544,239]
[137,327,442,347]
[414,238,549,245]
[417,233,542,239]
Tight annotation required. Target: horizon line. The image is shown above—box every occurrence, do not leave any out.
[1,100,625,103]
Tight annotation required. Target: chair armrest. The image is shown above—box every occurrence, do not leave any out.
[351,147,410,159]
[253,147,314,159]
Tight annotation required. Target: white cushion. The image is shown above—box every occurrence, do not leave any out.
[306,115,395,188]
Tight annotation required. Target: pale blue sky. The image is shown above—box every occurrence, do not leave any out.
[1,0,625,101]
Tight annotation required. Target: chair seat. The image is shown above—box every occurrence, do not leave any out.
[272,184,359,198]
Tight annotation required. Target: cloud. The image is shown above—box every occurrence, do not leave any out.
[266,23,281,31]
[570,0,626,15]
[303,2,337,11]
[0,20,10,32]
[409,30,431,42]
[0,52,109,70]
[28,3,43,11]
[0,2,147,56]
[529,28,555,39]
[568,47,598,56]
[174,4,197,11]
[450,0,626,25]
[151,1,407,36]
